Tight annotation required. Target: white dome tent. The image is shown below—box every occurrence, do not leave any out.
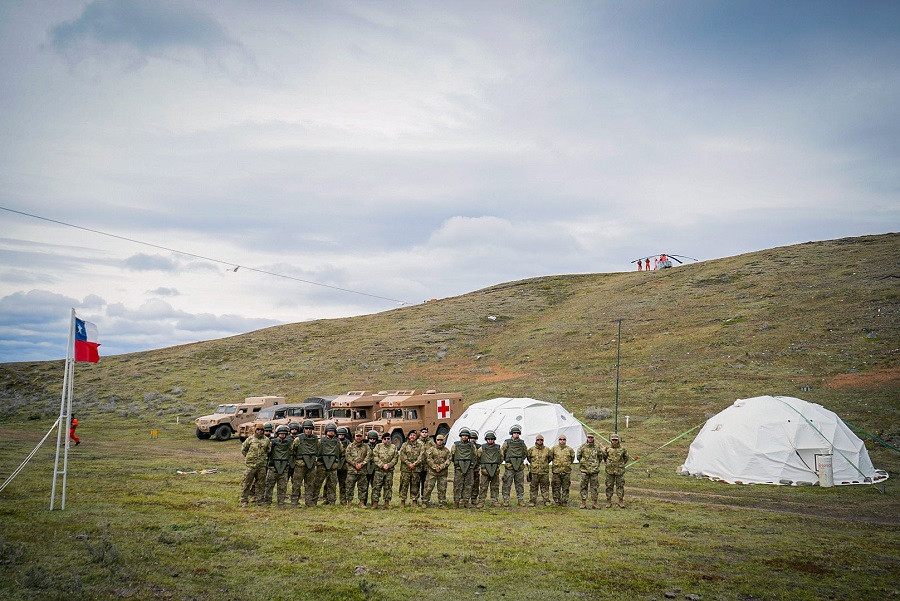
[679,395,888,486]
[445,397,586,452]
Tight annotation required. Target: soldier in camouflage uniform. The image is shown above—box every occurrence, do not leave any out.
[603,433,629,508]
[417,426,433,501]
[468,430,481,507]
[475,431,502,508]
[398,430,425,508]
[248,422,274,499]
[287,422,301,499]
[577,433,603,509]
[424,434,452,508]
[526,435,552,506]
[549,434,576,506]
[240,424,271,507]
[371,432,399,509]
[500,425,528,507]
[290,420,320,507]
[451,428,475,508]
[363,430,379,506]
[316,423,344,505]
[264,425,293,505]
[344,430,370,506]
[336,426,351,505]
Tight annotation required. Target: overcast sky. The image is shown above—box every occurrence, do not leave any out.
[1,0,898,363]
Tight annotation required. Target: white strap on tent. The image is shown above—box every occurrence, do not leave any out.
[773,397,869,480]
[0,417,61,494]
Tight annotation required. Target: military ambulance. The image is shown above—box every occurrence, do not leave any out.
[195,396,284,441]
[313,390,386,435]
[361,390,463,446]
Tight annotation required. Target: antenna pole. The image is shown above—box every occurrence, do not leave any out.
[613,318,622,434]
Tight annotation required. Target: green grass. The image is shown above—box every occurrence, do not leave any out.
[1,233,899,599]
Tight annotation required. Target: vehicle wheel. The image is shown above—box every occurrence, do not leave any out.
[214,426,232,441]
[436,425,450,440]
[390,430,405,447]
[196,428,211,440]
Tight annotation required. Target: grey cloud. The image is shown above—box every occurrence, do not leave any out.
[49,0,256,77]
[124,253,178,271]
[147,287,179,297]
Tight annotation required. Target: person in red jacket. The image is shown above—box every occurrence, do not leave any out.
[69,415,80,446]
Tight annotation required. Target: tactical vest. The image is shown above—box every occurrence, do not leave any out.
[296,435,319,469]
[479,444,502,478]
[453,441,474,473]
[504,438,527,470]
[320,437,342,470]
[269,437,292,474]
[365,444,378,475]
[337,438,350,470]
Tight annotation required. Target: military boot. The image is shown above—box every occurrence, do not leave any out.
[476,502,485,509]
[592,502,600,510]
[605,499,612,508]
[400,500,406,508]
[371,502,379,510]
[503,500,510,507]
[617,498,625,508]
[528,501,536,507]
[579,501,587,509]
[382,503,391,510]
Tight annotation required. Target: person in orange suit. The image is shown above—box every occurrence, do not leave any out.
[69,415,80,446]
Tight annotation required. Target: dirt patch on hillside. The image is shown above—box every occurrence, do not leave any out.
[824,365,900,390]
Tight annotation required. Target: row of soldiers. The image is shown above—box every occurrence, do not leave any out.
[240,420,628,510]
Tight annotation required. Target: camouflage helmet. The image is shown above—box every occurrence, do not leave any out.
[302,419,314,429]
[509,424,522,434]
[325,422,337,433]
[459,427,471,438]
[469,430,479,440]
[275,425,289,435]
[263,422,274,432]
[337,426,349,436]
[485,431,496,441]
[288,421,301,431]
[367,430,379,441]
[435,434,445,442]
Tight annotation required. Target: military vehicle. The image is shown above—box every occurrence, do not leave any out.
[238,401,330,441]
[360,390,463,446]
[313,390,385,435]
[195,396,284,441]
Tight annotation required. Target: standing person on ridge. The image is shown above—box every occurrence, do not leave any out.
[549,434,576,507]
[500,425,528,507]
[577,433,603,509]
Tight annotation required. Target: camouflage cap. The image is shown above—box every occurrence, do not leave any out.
[435,434,445,441]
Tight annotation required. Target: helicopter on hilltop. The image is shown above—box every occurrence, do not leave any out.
[632,253,698,271]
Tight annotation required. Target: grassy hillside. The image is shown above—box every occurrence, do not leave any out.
[3,233,897,441]
[1,233,898,600]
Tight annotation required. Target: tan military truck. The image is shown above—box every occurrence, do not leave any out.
[313,391,386,435]
[237,401,330,441]
[361,390,463,446]
[195,396,284,441]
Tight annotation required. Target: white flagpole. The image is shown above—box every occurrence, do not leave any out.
[50,308,75,510]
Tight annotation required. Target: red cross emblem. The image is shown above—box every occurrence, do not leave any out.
[437,399,451,419]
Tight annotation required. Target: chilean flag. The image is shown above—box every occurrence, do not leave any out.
[74,318,100,363]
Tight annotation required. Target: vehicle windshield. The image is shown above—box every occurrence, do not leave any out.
[214,405,237,414]
[331,409,352,419]
[257,407,276,419]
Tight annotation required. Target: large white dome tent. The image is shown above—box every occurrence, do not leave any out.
[679,395,888,486]
[445,397,586,452]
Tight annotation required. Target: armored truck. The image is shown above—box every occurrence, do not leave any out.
[361,390,463,446]
[195,396,284,441]
[313,391,385,435]
[238,401,329,441]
